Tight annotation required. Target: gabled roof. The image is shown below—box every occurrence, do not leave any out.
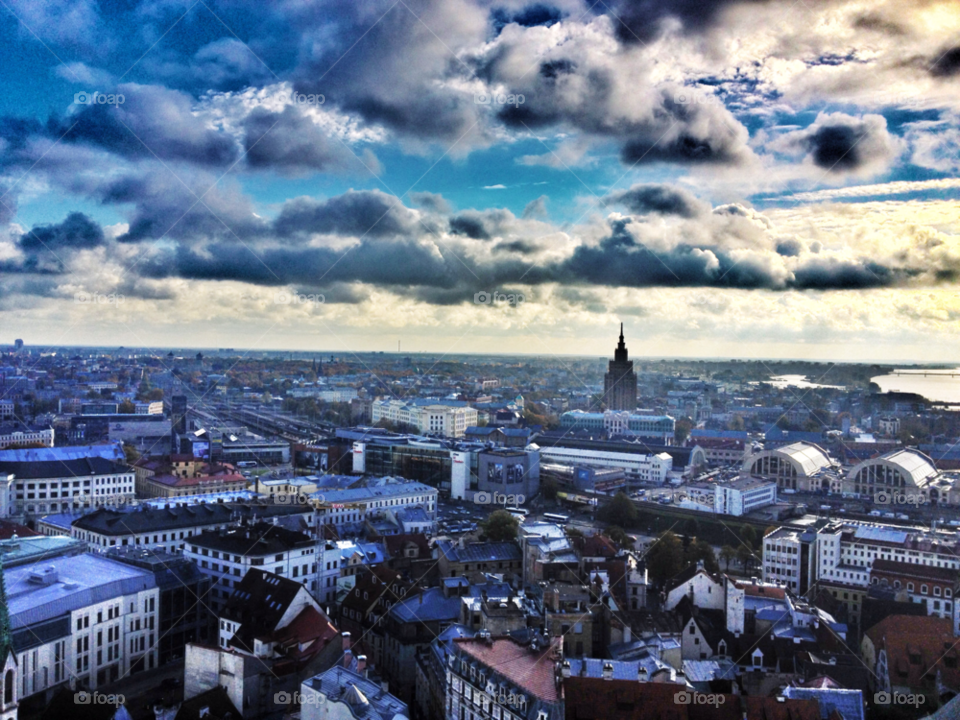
[864,614,960,691]
[220,569,310,650]
[665,564,720,594]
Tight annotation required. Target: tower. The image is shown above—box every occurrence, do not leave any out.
[603,324,637,412]
[0,557,17,720]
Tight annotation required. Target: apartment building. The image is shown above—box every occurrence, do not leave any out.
[313,481,438,534]
[372,400,478,438]
[71,502,313,554]
[0,425,54,450]
[5,554,159,701]
[183,522,317,610]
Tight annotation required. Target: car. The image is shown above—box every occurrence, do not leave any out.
[868,510,882,517]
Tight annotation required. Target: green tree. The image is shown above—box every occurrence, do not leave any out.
[740,524,758,549]
[646,531,685,585]
[683,517,700,538]
[685,539,719,574]
[675,417,695,444]
[597,492,638,528]
[736,545,755,572]
[726,414,745,432]
[605,525,632,548]
[480,510,520,543]
[564,526,584,538]
[720,545,736,571]
[122,444,141,464]
[118,400,136,414]
[541,478,559,501]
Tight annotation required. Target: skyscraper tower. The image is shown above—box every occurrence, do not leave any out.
[603,324,637,411]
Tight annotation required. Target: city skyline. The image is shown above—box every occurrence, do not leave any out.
[0,0,958,359]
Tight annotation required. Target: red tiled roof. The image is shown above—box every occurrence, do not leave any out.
[146,472,246,487]
[0,520,40,539]
[865,615,960,691]
[456,637,561,702]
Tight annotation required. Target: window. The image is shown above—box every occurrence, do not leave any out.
[922,585,929,595]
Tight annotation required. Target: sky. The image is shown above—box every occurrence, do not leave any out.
[1,0,960,361]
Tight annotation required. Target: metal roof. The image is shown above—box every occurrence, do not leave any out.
[774,442,833,476]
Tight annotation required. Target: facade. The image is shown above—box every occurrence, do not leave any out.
[446,634,565,720]
[602,325,637,412]
[844,448,944,501]
[0,426,54,451]
[134,454,247,498]
[70,501,313,555]
[742,442,837,492]
[0,445,134,516]
[762,527,818,596]
[313,481,437,534]
[559,411,674,443]
[106,547,213,663]
[5,554,159,700]
[676,478,777,516]
[183,522,317,610]
[371,400,478,438]
[476,449,540,503]
[536,445,672,484]
[436,541,523,579]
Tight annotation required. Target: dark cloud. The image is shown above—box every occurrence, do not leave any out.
[273,190,421,239]
[602,183,708,217]
[449,213,491,240]
[409,192,452,214]
[851,12,905,36]
[19,212,104,251]
[494,239,539,254]
[51,84,238,167]
[775,239,803,257]
[242,106,365,175]
[930,47,960,78]
[491,4,564,33]
[606,0,770,44]
[774,112,899,174]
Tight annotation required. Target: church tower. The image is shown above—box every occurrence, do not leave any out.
[603,324,638,412]
[0,557,17,720]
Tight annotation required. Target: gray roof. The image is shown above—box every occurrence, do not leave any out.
[304,666,408,720]
[782,686,865,720]
[437,541,522,564]
[6,554,156,630]
[0,456,129,480]
[73,502,310,536]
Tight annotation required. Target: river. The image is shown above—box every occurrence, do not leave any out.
[871,369,960,404]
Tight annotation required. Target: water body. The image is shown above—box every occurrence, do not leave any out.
[872,369,960,404]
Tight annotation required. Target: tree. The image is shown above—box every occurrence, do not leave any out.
[683,517,700,538]
[597,492,638,528]
[685,539,719,574]
[675,417,695,444]
[122,444,141,464]
[720,545,736,571]
[605,525,632,548]
[480,510,520,543]
[646,531,685,586]
[564,526,584,538]
[740,524,758,549]
[118,400,136,414]
[736,545,755,572]
[541,478,559,501]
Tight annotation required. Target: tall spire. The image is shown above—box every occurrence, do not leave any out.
[0,556,12,664]
[614,324,628,363]
[619,323,624,342]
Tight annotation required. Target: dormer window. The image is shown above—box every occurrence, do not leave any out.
[718,640,727,659]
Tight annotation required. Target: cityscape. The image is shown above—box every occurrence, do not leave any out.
[2,1,960,720]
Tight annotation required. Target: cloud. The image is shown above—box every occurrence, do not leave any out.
[931,46,960,78]
[273,190,423,239]
[409,192,452,214]
[770,112,901,175]
[602,183,708,217]
[483,184,507,189]
[522,195,548,219]
[19,212,105,252]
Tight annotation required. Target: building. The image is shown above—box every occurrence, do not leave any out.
[603,325,637,412]
[299,665,408,720]
[5,553,159,701]
[476,449,540,503]
[106,547,213,664]
[183,522,317,610]
[0,424,54,450]
[446,634,564,720]
[868,559,958,621]
[70,501,313,555]
[535,444,673,485]
[762,527,818,596]
[862,614,960,707]
[371,400,478,438]
[313,481,437,534]
[675,478,777,516]
[134,454,247,498]
[435,540,523,579]
[0,445,135,517]
[742,442,838,492]
[844,448,945,502]
[559,411,674,443]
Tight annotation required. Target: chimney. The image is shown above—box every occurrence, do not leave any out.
[342,632,352,651]
[602,662,614,680]
[343,648,353,668]
[638,666,648,683]
[357,655,367,675]
[561,661,571,678]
